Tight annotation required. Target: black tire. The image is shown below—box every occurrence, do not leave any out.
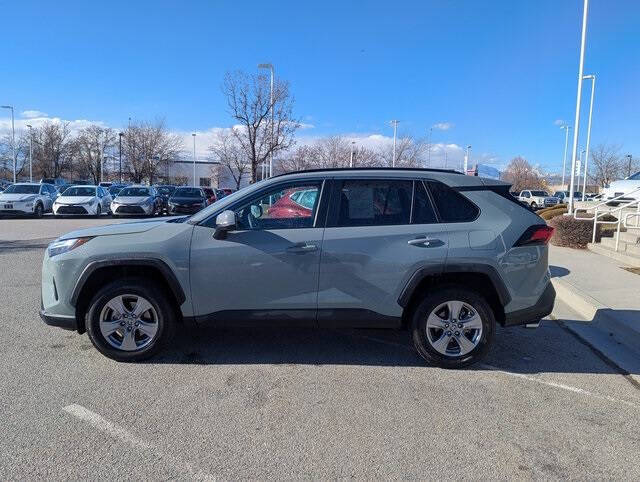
[411,287,495,369]
[85,278,175,362]
[530,202,537,210]
[95,204,102,218]
[33,203,44,218]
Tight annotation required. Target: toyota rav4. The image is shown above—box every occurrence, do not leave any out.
[39,168,555,368]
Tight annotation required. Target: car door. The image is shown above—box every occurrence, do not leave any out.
[317,178,449,326]
[39,185,53,210]
[189,178,327,325]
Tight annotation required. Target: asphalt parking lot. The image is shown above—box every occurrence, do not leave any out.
[1,216,640,479]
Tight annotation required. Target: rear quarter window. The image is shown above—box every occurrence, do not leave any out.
[427,181,479,223]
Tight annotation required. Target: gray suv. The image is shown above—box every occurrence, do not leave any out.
[39,168,555,368]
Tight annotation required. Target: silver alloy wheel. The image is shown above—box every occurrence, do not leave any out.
[425,300,483,357]
[99,294,159,351]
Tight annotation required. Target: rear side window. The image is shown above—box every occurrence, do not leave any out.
[427,181,479,223]
[335,179,412,227]
[412,181,437,224]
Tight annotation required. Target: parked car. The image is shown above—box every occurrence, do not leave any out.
[53,185,112,217]
[168,187,208,215]
[111,185,161,217]
[222,188,235,196]
[266,187,318,218]
[0,182,57,217]
[71,179,92,186]
[40,178,67,190]
[39,168,555,367]
[154,185,176,213]
[601,171,640,202]
[552,191,583,203]
[202,187,217,205]
[108,183,128,198]
[215,188,226,200]
[518,190,559,209]
[98,182,113,189]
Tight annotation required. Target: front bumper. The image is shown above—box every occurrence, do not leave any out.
[113,203,154,215]
[503,283,556,327]
[54,204,94,215]
[169,204,202,214]
[0,201,34,214]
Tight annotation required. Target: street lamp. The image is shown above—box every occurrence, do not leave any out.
[350,141,356,168]
[1,105,16,183]
[582,74,596,201]
[626,155,633,178]
[26,124,33,182]
[427,127,433,167]
[568,0,590,214]
[258,63,275,178]
[390,120,399,167]
[192,133,197,187]
[560,124,571,188]
[118,132,124,183]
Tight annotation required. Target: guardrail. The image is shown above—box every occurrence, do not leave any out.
[573,187,640,250]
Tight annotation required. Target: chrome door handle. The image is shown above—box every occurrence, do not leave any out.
[287,242,318,253]
[408,237,439,247]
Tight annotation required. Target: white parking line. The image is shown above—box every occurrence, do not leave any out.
[63,404,216,481]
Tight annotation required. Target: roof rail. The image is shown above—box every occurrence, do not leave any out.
[271,167,463,178]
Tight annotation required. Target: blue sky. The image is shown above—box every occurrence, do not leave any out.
[1,0,638,171]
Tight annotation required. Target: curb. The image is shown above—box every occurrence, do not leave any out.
[551,277,640,353]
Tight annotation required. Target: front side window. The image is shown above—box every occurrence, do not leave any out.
[335,179,412,227]
[234,182,322,230]
[428,181,479,223]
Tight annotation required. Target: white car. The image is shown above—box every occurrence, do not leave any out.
[517,190,560,210]
[602,172,640,202]
[0,182,57,217]
[111,185,160,216]
[53,185,112,217]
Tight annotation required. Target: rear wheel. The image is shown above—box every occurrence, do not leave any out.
[95,204,102,217]
[85,278,175,362]
[412,287,495,368]
[33,203,43,218]
[530,201,538,209]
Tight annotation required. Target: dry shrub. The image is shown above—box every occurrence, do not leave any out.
[548,216,594,248]
[539,205,568,221]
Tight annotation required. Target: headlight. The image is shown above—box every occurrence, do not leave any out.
[47,237,93,257]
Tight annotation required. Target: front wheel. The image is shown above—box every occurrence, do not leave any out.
[94,204,102,217]
[412,287,495,369]
[85,278,175,362]
[33,203,43,218]
[530,202,538,209]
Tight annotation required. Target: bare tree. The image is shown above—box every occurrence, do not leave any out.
[277,137,381,172]
[122,120,183,184]
[208,130,251,190]
[0,132,30,180]
[589,144,622,188]
[501,156,547,192]
[277,145,317,173]
[30,121,74,179]
[377,135,426,167]
[72,125,117,184]
[222,70,299,182]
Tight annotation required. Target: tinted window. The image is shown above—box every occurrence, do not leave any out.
[118,187,151,197]
[412,181,437,224]
[62,187,97,197]
[234,182,321,230]
[335,179,412,227]
[427,181,479,223]
[173,187,203,198]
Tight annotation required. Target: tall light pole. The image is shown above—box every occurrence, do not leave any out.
[427,127,433,167]
[258,63,275,178]
[626,155,633,177]
[118,132,123,183]
[568,0,589,214]
[582,74,596,200]
[464,145,471,173]
[560,124,571,188]
[390,120,399,167]
[1,105,16,183]
[192,133,197,186]
[350,141,356,168]
[26,124,33,182]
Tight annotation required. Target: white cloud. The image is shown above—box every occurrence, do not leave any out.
[554,119,565,126]
[21,110,48,119]
[432,122,454,131]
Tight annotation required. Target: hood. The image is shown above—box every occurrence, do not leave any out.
[59,217,171,240]
[0,193,38,202]
[114,196,152,205]
[56,195,95,205]
[170,197,204,205]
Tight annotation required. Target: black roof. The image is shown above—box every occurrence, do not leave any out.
[272,167,463,178]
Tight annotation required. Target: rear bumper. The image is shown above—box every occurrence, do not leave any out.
[39,309,77,331]
[503,282,555,327]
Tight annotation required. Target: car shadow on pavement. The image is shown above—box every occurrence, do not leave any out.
[150,317,636,376]
[549,265,570,278]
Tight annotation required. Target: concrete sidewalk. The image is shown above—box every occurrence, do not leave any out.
[549,245,640,356]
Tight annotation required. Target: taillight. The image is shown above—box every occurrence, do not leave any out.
[514,225,554,247]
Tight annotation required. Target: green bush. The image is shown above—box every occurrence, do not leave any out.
[548,216,594,248]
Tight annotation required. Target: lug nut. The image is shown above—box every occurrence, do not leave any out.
[120,321,125,326]
[446,331,452,336]
[458,323,463,329]
[444,323,449,328]
[455,331,460,336]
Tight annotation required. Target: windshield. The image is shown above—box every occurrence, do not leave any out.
[118,187,150,197]
[109,186,123,195]
[156,186,175,195]
[3,184,39,194]
[172,188,203,198]
[530,191,548,196]
[61,186,96,197]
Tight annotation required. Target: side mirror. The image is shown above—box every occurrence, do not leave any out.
[213,210,237,240]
